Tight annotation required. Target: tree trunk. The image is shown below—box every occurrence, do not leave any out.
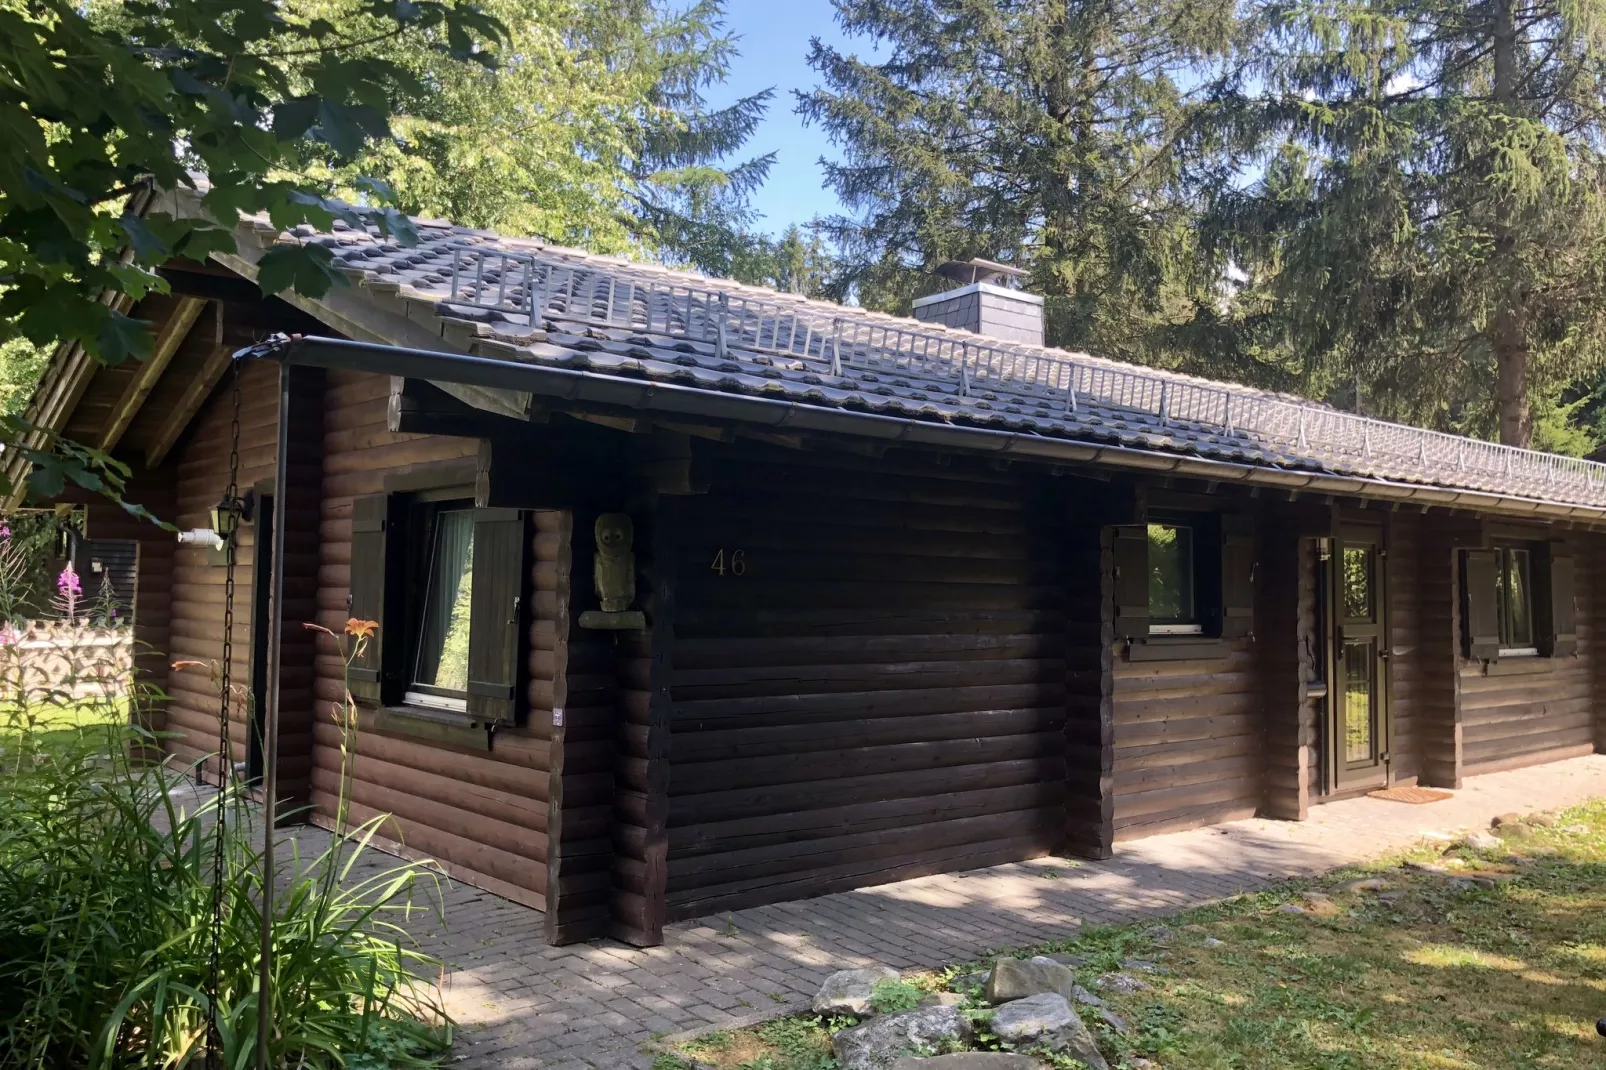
[1493,305,1531,447]
[1490,0,1530,447]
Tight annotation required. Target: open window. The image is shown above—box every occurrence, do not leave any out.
[346,488,529,726]
[1463,541,1575,661]
[1112,513,1254,643]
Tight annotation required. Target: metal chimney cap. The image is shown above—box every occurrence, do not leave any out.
[932,258,1028,287]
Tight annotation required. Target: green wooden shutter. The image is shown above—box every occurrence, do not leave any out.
[1219,516,1256,639]
[1112,525,1150,640]
[466,508,528,725]
[1539,544,1578,658]
[1462,549,1501,661]
[347,494,390,703]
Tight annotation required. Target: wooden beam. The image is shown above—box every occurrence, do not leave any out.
[100,297,206,452]
[145,306,230,468]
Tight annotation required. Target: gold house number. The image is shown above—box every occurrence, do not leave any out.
[709,548,746,576]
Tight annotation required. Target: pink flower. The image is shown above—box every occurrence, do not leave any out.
[0,624,20,647]
[57,564,81,601]
[0,524,12,541]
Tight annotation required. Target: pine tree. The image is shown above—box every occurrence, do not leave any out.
[797,0,1242,370]
[1218,0,1606,445]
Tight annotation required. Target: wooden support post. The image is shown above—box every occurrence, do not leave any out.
[611,495,675,946]
[544,508,620,945]
[1257,521,1311,820]
[1064,521,1114,859]
[1417,517,1466,788]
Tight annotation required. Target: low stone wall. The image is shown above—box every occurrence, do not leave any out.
[3,621,133,704]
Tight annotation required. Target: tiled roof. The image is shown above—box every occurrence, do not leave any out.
[256,213,1606,510]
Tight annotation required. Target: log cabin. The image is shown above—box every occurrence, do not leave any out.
[15,185,1606,947]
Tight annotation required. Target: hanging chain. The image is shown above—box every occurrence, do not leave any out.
[205,361,243,1069]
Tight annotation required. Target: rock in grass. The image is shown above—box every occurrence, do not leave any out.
[1098,1009,1131,1035]
[1095,972,1147,993]
[814,966,900,1016]
[1339,877,1392,893]
[1202,935,1226,948]
[832,1004,970,1070]
[1300,892,1343,918]
[991,992,1077,1042]
[1070,984,1106,1007]
[1144,925,1176,944]
[951,971,989,992]
[1045,951,1087,968]
[1449,831,1502,853]
[1527,812,1557,828]
[889,1055,1041,1069]
[1492,812,1525,828]
[984,956,1073,1004]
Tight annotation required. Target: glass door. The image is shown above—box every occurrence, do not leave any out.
[1330,527,1388,789]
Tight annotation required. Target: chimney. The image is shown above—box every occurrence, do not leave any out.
[911,258,1043,346]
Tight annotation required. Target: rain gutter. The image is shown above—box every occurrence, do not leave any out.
[238,334,1606,526]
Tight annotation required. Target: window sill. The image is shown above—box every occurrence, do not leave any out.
[1125,637,1228,662]
[1484,657,1555,677]
[373,705,491,750]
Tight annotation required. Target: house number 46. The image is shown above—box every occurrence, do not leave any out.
[709,548,746,576]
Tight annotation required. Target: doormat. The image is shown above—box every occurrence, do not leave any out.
[1367,785,1454,804]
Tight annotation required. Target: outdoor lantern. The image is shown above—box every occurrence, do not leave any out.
[210,496,238,542]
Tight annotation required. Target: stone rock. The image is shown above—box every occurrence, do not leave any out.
[1278,903,1307,915]
[1339,877,1392,893]
[952,971,989,992]
[832,1005,970,1070]
[1131,1060,1157,1070]
[1045,952,1087,968]
[1492,812,1525,828]
[985,956,1073,1004]
[1498,822,1535,839]
[813,966,901,1016]
[1527,812,1557,828]
[1406,861,1451,874]
[991,992,1076,1043]
[1122,959,1161,973]
[1045,1012,1111,1070]
[1449,831,1502,853]
[1070,984,1106,1007]
[1562,824,1591,835]
[1144,925,1176,944]
[1095,972,1147,993]
[889,1056,1041,1070]
[1300,892,1343,918]
[1202,936,1226,948]
[920,992,965,1009]
[1098,1009,1131,1035]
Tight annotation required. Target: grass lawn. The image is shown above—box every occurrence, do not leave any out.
[0,697,128,750]
[658,799,1606,1070]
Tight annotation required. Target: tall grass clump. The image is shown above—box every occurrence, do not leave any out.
[0,609,452,1068]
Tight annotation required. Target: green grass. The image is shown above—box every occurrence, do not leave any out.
[0,697,128,749]
[666,801,1606,1070]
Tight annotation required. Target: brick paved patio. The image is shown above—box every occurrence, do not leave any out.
[302,754,1606,1069]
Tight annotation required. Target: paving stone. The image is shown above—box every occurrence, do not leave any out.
[270,755,1606,1069]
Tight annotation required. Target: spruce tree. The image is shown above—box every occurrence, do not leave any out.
[797,0,1241,370]
[1219,0,1606,445]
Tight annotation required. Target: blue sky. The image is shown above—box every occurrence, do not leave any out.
[707,0,865,232]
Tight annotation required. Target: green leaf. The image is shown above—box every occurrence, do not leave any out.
[92,311,153,367]
[256,244,346,299]
[119,213,170,262]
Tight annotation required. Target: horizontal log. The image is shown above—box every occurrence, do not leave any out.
[310,767,547,863]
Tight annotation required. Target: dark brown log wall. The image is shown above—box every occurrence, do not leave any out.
[1459,533,1597,774]
[1112,639,1262,840]
[164,360,321,798]
[662,446,1070,919]
[1259,524,1310,820]
[1385,514,1425,784]
[1405,515,1463,787]
[309,370,550,909]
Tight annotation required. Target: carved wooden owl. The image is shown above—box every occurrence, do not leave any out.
[594,513,636,613]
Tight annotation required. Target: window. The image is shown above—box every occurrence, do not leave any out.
[346,486,530,726]
[1462,540,1575,662]
[1494,544,1534,653]
[405,502,476,712]
[1114,513,1254,644]
[1147,522,1200,634]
